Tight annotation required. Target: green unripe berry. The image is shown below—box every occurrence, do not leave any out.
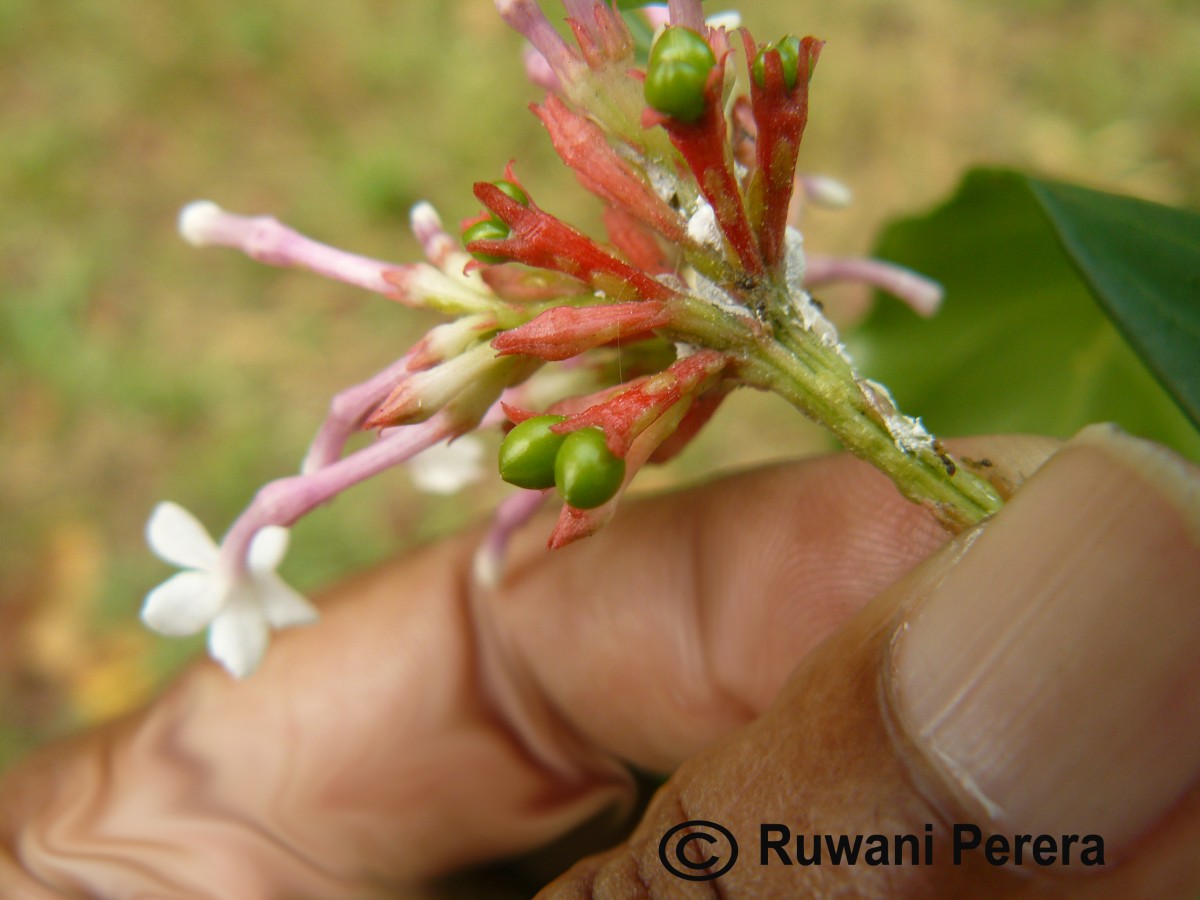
[492,180,529,206]
[648,24,715,67]
[498,415,566,490]
[462,217,511,264]
[554,427,625,509]
[644,26,716,123]
[752,35,801,91]
[645,62,710,123]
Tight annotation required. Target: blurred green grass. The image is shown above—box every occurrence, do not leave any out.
[2,0,1198,764]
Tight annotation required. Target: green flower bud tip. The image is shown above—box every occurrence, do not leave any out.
[462,217,511,264]
[499,414,566,490]
[644,26,716,123]
[492,179,529,206]
[752,35,801,91]
[554,427,625,509]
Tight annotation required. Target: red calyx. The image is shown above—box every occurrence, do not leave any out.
[469,181,676,303]
[491,300,672,361]
[553,349,728,457]
[535,96,686,243]
[742,31,823,269]
[603,206,672,274]
[647,385,729,463]
[643,64,765,277]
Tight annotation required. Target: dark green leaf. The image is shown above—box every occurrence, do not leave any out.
[1028,177,1200,432]
[852,168,1200,460]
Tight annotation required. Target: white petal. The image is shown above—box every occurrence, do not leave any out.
[146,502,219,570]
[208,601,269,679]
[177,200,225,246]
[705,11,741,29]
[141,571,223,636]
[408,436,485,495]
[257,574,319,629]
[802,174,854,209]
[248,526,290,572]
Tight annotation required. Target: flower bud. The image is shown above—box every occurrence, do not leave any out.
[644,26,716,123]
[492,179,529,206]
[752,35,802,91]
[462,218,511,264]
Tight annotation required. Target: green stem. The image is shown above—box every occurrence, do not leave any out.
[755,330,1003,531]
[673,295,1004,532]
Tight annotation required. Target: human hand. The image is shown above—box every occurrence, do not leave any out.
[1,425,1197,898]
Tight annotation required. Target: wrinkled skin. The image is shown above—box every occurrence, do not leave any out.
[2,431,1199,898]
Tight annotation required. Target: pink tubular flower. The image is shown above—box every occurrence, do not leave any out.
[494,0,584,85]
[521,44,561,93]
[148,1,1005,676]
[668,0,705,32]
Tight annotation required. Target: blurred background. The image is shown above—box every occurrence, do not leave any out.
[2,0,1198,765]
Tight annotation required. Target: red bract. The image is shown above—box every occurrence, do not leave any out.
[545,371,706,549]
[601,206,672,274]
[491,301,673,361]
[469,181,677,302]
[477,265,592,303]
[648,385,730,464]
[644,64,767,277]
[535,96,686,243]
[553,350,728,457]
[742,31,823,268]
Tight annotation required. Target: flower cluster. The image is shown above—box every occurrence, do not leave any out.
[146,0,1004,677]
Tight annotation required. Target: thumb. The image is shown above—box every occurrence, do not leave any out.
[544,425,1200,898]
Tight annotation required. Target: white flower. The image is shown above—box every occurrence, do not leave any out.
[142,502,318,678]
[406,435,485,495]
